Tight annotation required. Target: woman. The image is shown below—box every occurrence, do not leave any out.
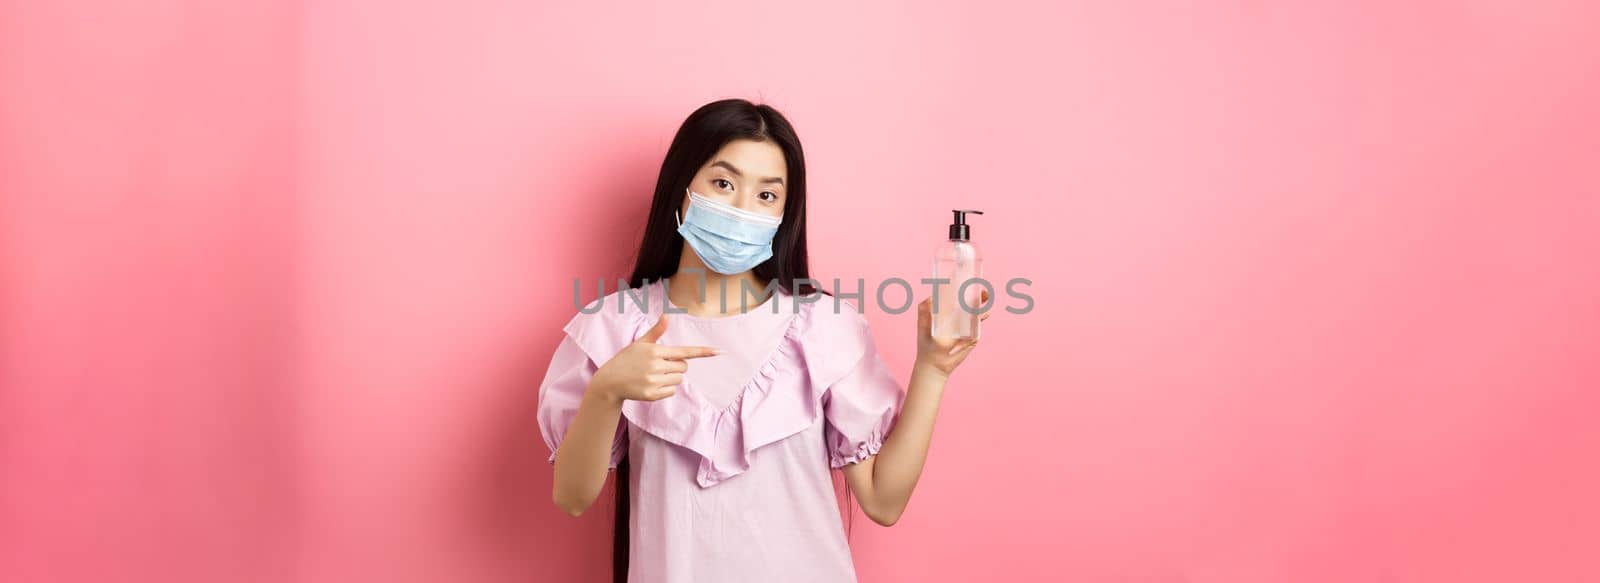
[537,98,987,583]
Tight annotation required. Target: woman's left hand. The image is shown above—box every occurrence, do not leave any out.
[914,289,992,378]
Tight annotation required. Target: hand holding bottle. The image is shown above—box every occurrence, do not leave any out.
[915,289,991,379]
[590,315,719,404]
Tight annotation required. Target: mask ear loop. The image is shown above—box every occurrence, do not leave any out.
[676,187,691,227]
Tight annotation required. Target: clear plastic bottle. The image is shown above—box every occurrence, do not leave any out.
[932,209,984,341]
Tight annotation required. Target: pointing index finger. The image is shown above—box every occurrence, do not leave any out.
[658,345,722,360]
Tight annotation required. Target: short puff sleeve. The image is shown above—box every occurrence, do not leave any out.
[536,334,628,470]
[821,324,906,469]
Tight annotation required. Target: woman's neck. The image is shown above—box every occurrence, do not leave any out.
[665,269,772,317]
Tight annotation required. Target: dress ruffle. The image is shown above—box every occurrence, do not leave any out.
[562,280,876,488]
[828,431,887,469]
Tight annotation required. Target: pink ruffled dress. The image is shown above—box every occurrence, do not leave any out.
[537,279,906,583]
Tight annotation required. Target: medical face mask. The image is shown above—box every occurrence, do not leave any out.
[675,189,783,275]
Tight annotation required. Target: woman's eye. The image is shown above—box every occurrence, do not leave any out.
[759,191,778,203]
[713,178,733,190]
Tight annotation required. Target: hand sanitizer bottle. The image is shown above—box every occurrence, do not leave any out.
[933,209,984,341]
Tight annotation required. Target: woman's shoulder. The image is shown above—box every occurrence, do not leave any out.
[561,281,659,362]
[791,293,879,384]
[795,292,871,333]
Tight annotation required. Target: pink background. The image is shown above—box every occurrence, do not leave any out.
[4,1,1598,582]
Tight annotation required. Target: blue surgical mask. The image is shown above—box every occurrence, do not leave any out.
[675,188,783,275]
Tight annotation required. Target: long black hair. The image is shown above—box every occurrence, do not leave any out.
[612,98,842,582]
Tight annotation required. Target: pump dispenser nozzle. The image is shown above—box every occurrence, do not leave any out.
[949,209,984,241]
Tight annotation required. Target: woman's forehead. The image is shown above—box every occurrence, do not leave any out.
[704,140,786,182]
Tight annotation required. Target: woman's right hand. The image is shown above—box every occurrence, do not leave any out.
[589,315,719,404]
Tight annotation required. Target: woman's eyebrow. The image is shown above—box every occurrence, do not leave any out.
[712,160,784,186]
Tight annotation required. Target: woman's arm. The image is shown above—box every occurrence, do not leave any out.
[551,386,626,517]
[841,361,951,526]
[842,295,987,526]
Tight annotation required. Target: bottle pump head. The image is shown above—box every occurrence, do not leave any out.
[948,209,984,241]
